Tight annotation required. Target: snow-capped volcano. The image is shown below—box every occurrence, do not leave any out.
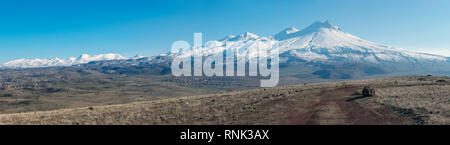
[176,20,448,64]
[1,21,448,71]
[274,21,448,63]
[0,53,128,68]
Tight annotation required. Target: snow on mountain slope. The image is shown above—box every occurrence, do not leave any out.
[74,53,127,64]
[173,20,448,64]
[1,21,448,69]
[0,53,128,68]
[274,21,447,63]
[221,32,260,41]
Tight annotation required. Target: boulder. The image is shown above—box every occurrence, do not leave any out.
[362,86,375,97]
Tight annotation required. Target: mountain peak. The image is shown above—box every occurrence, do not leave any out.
[79,54,91,59]
[274,27,300,40]
[274,21,341,40]
[283,27,299,34]
[304,20,340,31]
[76,53,127,63]
[241,32,258,37]
[132,55,145,59]
[222,32,259,41]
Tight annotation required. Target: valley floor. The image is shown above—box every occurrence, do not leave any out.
[0,76,448,125]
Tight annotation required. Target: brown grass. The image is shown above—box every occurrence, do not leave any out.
[0,76,448,125]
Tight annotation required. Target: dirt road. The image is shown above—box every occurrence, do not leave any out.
[288,87,412,125]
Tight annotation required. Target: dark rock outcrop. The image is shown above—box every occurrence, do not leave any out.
[362,86,375,97]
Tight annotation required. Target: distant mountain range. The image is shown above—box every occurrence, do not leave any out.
[1,21,449,79]
[184,20,448,64]
[0,53,129,68]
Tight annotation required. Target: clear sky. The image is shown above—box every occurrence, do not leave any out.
[0,0,449,62]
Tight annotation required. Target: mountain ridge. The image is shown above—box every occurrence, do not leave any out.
[1,21,448,69]
[0,53,128,68]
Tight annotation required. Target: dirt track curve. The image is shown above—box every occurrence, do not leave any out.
[287,87,412,125]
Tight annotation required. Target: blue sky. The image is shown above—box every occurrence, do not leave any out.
[0,0,449,62]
